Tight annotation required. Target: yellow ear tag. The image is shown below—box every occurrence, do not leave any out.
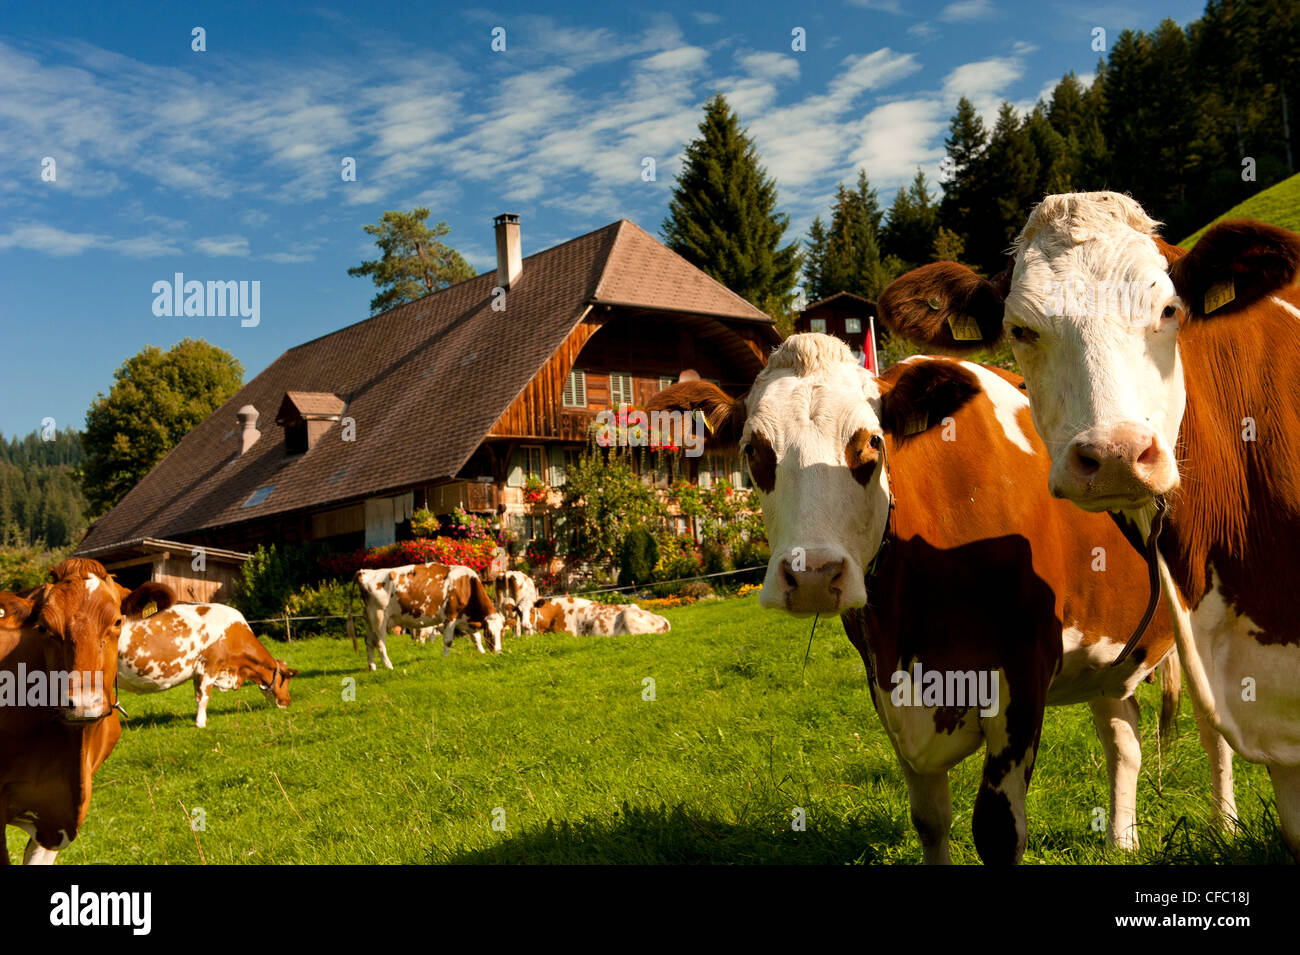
[946,313,983,341]
[904,413,928,436]
[1204,279,1235,314]
[141,601,158,619]
[702,413,714,435]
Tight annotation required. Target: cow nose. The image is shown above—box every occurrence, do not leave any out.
[772,550,849,614]
[1057,423,1171,504]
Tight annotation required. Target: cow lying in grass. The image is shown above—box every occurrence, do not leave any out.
[529,596,671,636]
[351,563,505,669]
[117,603,297,728]
[647,334,1229,863]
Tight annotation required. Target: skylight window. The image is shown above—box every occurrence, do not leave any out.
[242,485,274,507]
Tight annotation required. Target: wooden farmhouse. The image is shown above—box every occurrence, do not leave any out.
[76,214,779,598]
[795,291,877,363]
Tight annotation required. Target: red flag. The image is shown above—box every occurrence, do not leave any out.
[862,315,879,375]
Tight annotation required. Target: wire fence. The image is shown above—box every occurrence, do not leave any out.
[242,564,766,640]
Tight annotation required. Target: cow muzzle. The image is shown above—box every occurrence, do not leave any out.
[761,548,862,616]
[1051,422,1178,510]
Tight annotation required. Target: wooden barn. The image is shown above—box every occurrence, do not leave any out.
[76,213,780,594]
[795,291,877,363]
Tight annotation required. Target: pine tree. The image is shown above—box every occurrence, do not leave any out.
[663,93,802,313]
[348,208,476,315]
[882,169,940,268]
[938,97,989,257]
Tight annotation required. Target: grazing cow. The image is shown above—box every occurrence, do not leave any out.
[0,559,173,864]
[118,603,298,728]
[495,571,539,635]
[351,563,505,669]
[528,596,671,636]
[647,334,1225,863]
[878,193,1300,857]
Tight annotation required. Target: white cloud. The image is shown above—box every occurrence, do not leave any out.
[195,235,251,257]
[941,0,996,21]
[0,222,180,257]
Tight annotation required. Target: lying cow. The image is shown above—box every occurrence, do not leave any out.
[529,596,671,636]
[1,559,174,864]
[350,563,505,669]
[495,571,539,635]
[117,603,298,728]
[649,334,1229,863]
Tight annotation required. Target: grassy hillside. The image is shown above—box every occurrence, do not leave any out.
[9,596,1284,865]
[1181,173,1300,247]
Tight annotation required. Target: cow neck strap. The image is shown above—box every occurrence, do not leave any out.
[864,434,895,581]
[1110,495,1168,668]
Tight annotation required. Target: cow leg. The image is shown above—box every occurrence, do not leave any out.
[973,704,1039,865]
[195,674,213,728]
[1266,763,1300,862]
[900,763,953,865]
[1088,696,1141,850]
[1191,698,1237,831]
[442,619,457,657]
[471,624,486,654]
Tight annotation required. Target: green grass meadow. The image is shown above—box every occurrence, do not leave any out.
[1181,172,1300,246]
[9,595,1285,865]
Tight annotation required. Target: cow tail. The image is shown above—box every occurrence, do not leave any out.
[1159,646,1181,744]
[346,573,358,653]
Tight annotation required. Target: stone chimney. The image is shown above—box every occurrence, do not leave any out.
[236,405,261,455]
[494,213,522,289]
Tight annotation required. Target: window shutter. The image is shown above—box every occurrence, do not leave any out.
[506,451,524,487]
[564,369,587,407]
[609,373,633,407]
[548,446,565,486]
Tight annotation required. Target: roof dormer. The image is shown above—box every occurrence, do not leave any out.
[275,391,345,455]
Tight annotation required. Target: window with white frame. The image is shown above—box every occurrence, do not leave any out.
[809,318,827,333]
[563,369,587,407]
[521,446,544,481]
[658,376,675,391]
[845,318,861,334]
[609,372,635,408]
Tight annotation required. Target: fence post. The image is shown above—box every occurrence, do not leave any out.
[284,613,292,642]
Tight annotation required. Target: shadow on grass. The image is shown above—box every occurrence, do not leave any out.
[436,801,906,865]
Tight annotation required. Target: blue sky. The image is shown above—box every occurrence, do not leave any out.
[0,0,1205,437]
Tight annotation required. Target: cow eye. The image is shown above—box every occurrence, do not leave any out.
[1007,323,1037,344]
[740,442,755,458]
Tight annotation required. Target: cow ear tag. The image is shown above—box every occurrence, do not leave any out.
[946,313,983,341]
[903,413,928,436]
[1204,279,1235,314]
[141,600,158,619]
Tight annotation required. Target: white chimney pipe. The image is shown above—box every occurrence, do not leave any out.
[236,405,260,456]
[494,213,522,289]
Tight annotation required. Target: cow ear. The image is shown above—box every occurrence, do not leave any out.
[878,261,1010,352]
[879,360,983,437]
[120,581,176,619]
[645,380,746,450]
[0,592,37,629]
[1171,220,1300,317]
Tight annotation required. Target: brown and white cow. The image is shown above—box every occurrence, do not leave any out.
[118,603,297,728]
[1,559,173,864]
[352,563,505,669]
[648,334,1228,863]
[878,193,1300,858]
[528,595,671,636]
[495,571,539,635]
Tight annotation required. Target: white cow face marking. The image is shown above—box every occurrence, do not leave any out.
[747,336,887,615]
[485,613,504,653]
[1004,193,1185,512]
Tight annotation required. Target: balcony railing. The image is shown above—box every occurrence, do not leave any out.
[429,480,500,514]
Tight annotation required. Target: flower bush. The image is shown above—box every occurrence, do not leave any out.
[523,475,548,504]
[318,536,496,579]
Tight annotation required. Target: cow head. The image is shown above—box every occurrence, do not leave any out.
[25,559,175,723]
[258,660,299,708]
[648,334,980,615]
[877,192,1300,513]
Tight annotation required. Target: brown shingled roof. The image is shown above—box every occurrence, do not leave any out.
[78,219,775,553]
